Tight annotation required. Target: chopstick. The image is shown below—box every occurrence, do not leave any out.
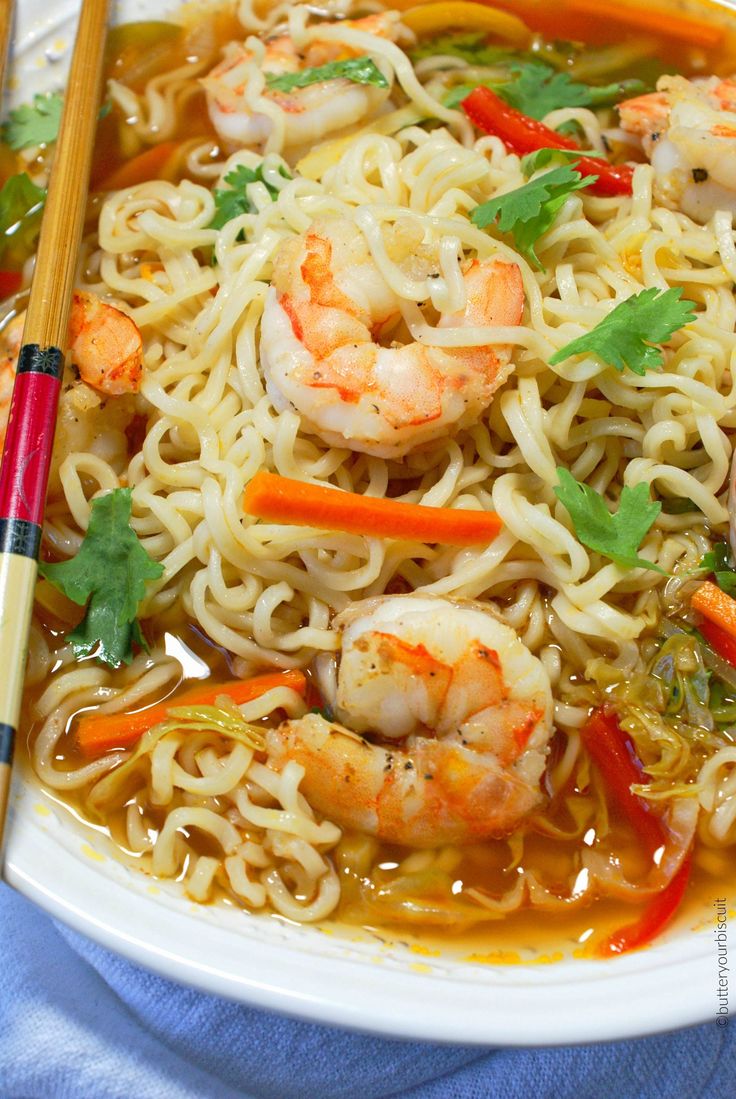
[0,1,14,95]
[0,1,13,97]
[0,0,111,853]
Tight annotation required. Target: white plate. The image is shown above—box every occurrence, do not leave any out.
[2,0,727,1045]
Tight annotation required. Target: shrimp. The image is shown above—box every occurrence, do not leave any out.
[0,290,142,450]
[618,74,736,222]
[203,13,398,150]
[266,595,554,847]
[260,218,524,458]
[67,291,143,397]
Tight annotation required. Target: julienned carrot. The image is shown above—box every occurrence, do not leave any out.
[97,141,179,192]
[566,0,723,47]
[691,581,736,640]
[76,670,307,758]
[242,471,503,546]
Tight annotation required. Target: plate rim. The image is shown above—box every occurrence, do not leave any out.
[4,791,717,1045]
[2,0,728,1047]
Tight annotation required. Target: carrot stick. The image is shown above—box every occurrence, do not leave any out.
[566,0,723,48]
[691,580,736,640]
[97,141,179,192]
[76,669,307,757]
[242,471,503,546]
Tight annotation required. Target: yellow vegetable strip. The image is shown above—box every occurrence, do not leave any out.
[296,105,425,180]
[399,2,531,46]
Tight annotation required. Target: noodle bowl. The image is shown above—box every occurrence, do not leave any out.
[9,0,736,953]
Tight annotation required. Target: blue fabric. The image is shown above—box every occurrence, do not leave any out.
[0,881,731,1099]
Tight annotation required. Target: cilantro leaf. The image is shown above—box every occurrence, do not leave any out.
[0,172,45,263]
[39,488,164,667]
[470,165,593,268]
[549,287,697,375]
[437,52,648,117]
[554,468,664,573]
[443,83,484,110]
[2,92,64,150]
[498,62,647,120]
[582,77,649,108]
[520,147,598,176]
[660,496,700,515]
[500,64,590,118]
[265,56,388,94]
[210,162,290,231]
[408,33,532,68]
[701,543,736,597]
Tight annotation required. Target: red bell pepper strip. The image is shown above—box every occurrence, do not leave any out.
[581,707,666,857]
[699,617,736,670]
[0,270,22,298]
[461,86,634,197]
[598,853,693,956]
[582,706,693,955]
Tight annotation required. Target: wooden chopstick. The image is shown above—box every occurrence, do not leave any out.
[0,1,15,96]
[0,0,111,853]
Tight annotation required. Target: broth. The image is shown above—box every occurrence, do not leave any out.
[15,0,736,959]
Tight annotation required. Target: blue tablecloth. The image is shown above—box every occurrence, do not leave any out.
[0,881,732,1098]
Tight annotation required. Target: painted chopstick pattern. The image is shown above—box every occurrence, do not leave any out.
[0,345,64,559]
[0,0,111,854]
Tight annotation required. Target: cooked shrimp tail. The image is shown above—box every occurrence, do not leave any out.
[618,75,736,222]
[267,595,553,847]
[0,290,142,449]
[203,13,399,152]
[260,217,524,458]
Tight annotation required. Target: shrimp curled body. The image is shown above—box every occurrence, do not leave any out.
[203,14,398,151]
[267,595,554,847]
[260,218,524,457]
[619,74,736,222]
[0,290,142,449]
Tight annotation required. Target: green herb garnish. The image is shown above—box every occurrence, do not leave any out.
[39,488,164,667]
[549,287,697,375]
[470,164,593,268]
[701,543,736,597]
[520,147,598,175]
[409,33,533,68]
[2,92,64,150]
[0,172,45,262]
[554,467,664,573]
[210,162,290,231]
[498,62,647,120]
[438,49,647,116]
[265,56,388,94]
[660,497,700,515]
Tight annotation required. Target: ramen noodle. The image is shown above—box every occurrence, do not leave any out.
[5,0,736,955]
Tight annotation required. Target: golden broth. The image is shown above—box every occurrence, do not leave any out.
[21,615,736,958]
[18,0,736,960]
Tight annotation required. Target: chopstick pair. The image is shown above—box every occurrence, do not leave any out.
[0,0,111,852]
